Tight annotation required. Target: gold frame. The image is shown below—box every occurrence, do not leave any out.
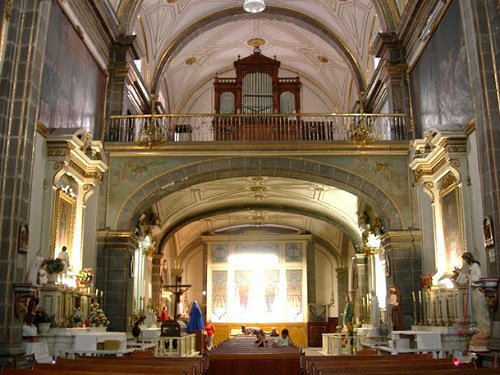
[53,190,76,257]
[439,181,464,267]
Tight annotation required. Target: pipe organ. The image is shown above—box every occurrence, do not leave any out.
[213,48,301,140]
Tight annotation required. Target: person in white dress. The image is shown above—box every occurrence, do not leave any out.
[453,251,490,347]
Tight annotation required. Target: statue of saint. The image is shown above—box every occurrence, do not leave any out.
[453,251,490,347]
[388,285,403,331]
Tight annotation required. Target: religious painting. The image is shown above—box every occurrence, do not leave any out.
[39,3,106,136]
[18,223,29,253]
[440,178,463,272]
[483,216,494,248]
[53,190,75,258]
[263,270,279,313]
[285,242,303,263]
[286,270,303,321]
[211,271,227,320]
[411,0,473,136]
[211,244,229,263]
[235,271,251,311]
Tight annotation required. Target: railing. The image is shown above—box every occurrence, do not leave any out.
[105,113,407,145]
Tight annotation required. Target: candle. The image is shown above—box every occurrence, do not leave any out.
[418,290,422,303]
[412,291,416,302]
[96,288,99,297]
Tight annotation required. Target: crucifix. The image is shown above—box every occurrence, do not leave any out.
[163,275,191,319]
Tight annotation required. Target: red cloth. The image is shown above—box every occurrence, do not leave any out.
[205,322,215,336]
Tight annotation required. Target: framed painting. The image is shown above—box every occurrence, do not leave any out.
[18,223,29,253]
[440,184,463,270]
[53,190,75,257]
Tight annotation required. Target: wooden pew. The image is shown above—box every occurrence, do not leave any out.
[302,353,433,375]
[207,335,301,375]
[317,368,500,375]
[35,356,204,375]
[3,370,188,375]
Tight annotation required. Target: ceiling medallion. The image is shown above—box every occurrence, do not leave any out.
[248,38,266,48]
[318,55,329,63]
[185,56,197,65]
[243,0,266,13]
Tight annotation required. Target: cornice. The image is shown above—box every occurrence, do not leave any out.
[105,141,411,158]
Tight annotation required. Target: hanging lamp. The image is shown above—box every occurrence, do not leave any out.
[243,0,265,13]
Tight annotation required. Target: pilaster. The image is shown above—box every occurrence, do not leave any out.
[0,0,51,355]
[380,230,422,329]
[96,231,138,332]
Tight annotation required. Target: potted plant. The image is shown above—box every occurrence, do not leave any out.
[33,307,54,334]
[77,268,93,286]
[44,258,64,283]
[89,301,109,329]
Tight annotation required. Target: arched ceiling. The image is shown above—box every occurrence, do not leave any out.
[113,0,398,113]
[152,176,362,261]
[107,0,402,261]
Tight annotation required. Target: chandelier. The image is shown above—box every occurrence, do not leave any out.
[243,0,265,13]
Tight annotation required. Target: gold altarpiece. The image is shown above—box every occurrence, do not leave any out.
[410,131,475,329]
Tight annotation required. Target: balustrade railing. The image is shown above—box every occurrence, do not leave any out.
[105,113,407,145]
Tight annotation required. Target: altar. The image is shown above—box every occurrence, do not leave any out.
[39,328,130,357]
[378,330,443,356]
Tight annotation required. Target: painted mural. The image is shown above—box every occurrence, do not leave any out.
[39,3,106,136]
[411,0,473,136]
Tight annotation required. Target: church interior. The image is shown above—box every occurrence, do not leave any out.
[1,0,500,373]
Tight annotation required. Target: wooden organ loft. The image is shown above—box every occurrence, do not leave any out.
[213,47,302,141]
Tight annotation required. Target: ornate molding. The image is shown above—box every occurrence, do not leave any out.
[423,182,435,202]
[438,172,457,191]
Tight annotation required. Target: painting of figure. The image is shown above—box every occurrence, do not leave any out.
[53,190,75,258]
[441,187,463,271]
[411,0,473,136]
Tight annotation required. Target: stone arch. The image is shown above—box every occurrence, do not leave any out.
[114,157,404,232]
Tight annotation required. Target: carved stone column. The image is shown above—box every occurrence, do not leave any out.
[353,254,368,323]
[96,231,138,331]
[151,254,162,310]
[0,0,52,356]
[336,267,349,322]
[371,32,411,138]
[380,230,422,329]
[105,34,143,140]
[459,0,500,351]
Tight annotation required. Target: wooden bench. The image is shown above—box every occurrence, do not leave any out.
[3,370,189,375]
[35,356,205,375]
[317,368,500,375]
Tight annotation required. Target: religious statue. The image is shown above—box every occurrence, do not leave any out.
[370,290,380,327]
[56,246,69,279]
[342,296,353,333]
[453,251,491,348]
[26,255,46,286]
[388,285,403,331]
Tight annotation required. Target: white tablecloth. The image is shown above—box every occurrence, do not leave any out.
[74,332,127,351]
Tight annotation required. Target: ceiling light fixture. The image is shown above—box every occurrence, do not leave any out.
[243,0,265,13]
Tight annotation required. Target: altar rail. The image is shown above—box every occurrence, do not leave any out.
[105,113,407,144]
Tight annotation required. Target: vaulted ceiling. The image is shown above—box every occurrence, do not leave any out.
[111,0,402,113]
[107,0,404,260]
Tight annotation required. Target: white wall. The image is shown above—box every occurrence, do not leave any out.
[315,247,338,317]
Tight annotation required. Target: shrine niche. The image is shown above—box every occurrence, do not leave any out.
[213,47,302,141]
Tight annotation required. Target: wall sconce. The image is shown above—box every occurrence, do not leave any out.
[243,0,265,13]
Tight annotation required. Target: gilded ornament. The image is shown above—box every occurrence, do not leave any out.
[247,38,266,48]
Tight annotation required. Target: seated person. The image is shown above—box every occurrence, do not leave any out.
[269,328,279,337]
[272,328,291,347]
[255,330,268,347]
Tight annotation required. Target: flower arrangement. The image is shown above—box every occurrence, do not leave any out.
[73,307,83,325]
[77,268,93,284]
[420,273,434,289]
[44,258,64,274]
[33,307,54,325]
[89,302,109,327]
[131,312,146,326]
